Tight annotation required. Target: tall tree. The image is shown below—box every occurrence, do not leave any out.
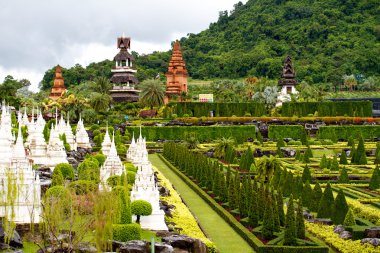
[256,155,283,183]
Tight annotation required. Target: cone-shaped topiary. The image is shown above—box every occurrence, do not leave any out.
[333,189,348,225]
[310,182,322,212]
[330,155,339,171]
[284,195,297,246]
[339,167,350,183]
[340,150,348,165]
[296,198,306,239]
[277,188,285,226]
[320,154,327,169]
[302,181,313,209]
[52,168,64,186]
[248,189,258,227]
[302,165,312,183]
[257,130,263,144]
[272,191,280,232]
[317,183,335,218]
[369,166,380,190]
[343,208,356,226]
[262,194,275,239]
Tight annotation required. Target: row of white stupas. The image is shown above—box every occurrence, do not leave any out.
[0,103,41,223]
[19,108,91,168]
[127,128,168,230]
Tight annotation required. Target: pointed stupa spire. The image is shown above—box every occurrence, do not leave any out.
[12,124,26,159]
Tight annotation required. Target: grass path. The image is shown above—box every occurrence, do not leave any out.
[149,154,255,253]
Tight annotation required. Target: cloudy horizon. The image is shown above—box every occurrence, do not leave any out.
[0,0,248,91]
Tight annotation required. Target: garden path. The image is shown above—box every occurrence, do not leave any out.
[150,154,255,253]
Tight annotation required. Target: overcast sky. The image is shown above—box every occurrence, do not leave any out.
[0,0,247,91]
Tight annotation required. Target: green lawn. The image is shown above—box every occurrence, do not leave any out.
[149,154,255,253]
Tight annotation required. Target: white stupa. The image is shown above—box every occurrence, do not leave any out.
[46,124,68,168]
[28,112,48,165]
[63,114,76,151]
[0,118,13,169]
[128,127,168,231]
[75,116,91,149]
[101,126,112,156]
[0,125,41,224]
[99,134,124,190]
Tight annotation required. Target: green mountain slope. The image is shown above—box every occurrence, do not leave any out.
[41,0,379,89]
[178,0,379,83]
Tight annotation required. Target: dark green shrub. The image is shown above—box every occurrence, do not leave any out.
[310,182,322,212]
[333,190,348,225]
[343,208,356,226]
[296,198,305,239]
[317,183,335,219]
[302,181,313,209]
[69,180,97,195]
[262,194,275,240]
[54,163,75,180]
[339,167,350,183]
[78,159,100,183]
[369,166,380,190]
[302,165,312,183]
[90,124,100,131]
[340,150,348,165]
[284,195,296,246]
[268,125,307,144]
[320,154,327,169]
[113,186,132,224]
[318,126,380,141]
[112,224,141,242]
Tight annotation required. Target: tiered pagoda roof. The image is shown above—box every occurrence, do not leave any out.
[49,65,66,100]
[165,40,188,99]
[278,55,297,86]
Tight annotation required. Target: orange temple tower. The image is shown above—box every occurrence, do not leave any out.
[165,40,188,103]
[49,65,66,100]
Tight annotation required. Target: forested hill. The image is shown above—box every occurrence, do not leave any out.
[41,0,379,90]
[178,0,379,83]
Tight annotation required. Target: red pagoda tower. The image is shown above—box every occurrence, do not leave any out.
[49,65,66,100]
[110,35,140,102]
[165,40,188,103]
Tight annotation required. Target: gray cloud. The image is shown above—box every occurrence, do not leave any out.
[0,0,247,88]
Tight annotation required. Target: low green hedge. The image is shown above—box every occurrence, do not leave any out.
[125,126,256,143]
[165,102,267,117]
[318,126,380,141]
[112,224,141,242]
[268,125,307,144]
[158,155,328,253]
[282,101,372,117]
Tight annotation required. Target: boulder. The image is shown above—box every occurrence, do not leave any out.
[333,225,345,234]
[310,219,333,225]
[361,238,380,246]
[119,240,150,253]
[155,242,174,253]
[112,240,126,251]
[0,223,23,248]
[76,242,97,253]
[193,239,207,253]
[339,231,352,240]
[364,227,380,238]
[303,210,314,220]
[162,235,195,250]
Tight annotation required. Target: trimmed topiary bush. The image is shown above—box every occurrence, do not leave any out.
[284,195,297,246]
[51,168,64,186]
[113,186,132,224]
[343,208,356,226]
[340,150,348,165]
[54,163,75,180]
[301,165,312,183]
[333,189,349,225]
[107,175,121,188]
[127,171,136,185]
[69,180,97,195]
[317,183,335,219]
[369,166,380,190]
[339,167,350,183]
[131,200,152,223]
[94,154,106,166]
[45,186,72,213]
[112,224,141,242]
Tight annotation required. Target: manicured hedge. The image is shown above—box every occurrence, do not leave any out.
[165,102,267,117]
[112,224,141,242]
[318,126,380,141]
[282,101,372,117]
[158,155,328,253]
[125,126,256,143]
[268,125,307,144]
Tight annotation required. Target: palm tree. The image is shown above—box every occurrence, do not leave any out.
[214,137,235,159]
[256,155,283,183]
[139,79,165,109]
[91,77,113,94]
[90,93,112,112]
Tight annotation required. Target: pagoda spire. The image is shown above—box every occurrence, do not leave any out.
[49,65,66,100]
[165,40,189,103]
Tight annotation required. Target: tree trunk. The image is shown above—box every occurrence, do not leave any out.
[136,215,141,224]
